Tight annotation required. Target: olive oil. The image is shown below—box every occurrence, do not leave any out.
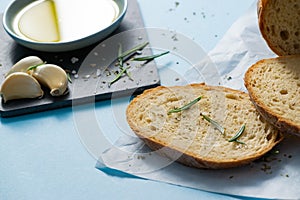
[16,0,60,42]
[54,0,119,41]
[13,0,120,43]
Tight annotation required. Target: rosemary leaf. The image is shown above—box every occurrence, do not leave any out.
[118,60,132,81]
[26,62,46,71]
[235,140,246,145]
[118,43,124,67]
[108,66,130,87]
[228,124,246,144]
[118,41,149,60]
[200,113,224,134]
[67,73,72,83]
[118,43,123,58]
[132,51,170,61]
[168,96,202,114]
[126,70,133,81]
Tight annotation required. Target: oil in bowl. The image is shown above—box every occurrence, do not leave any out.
[15,0,60,42]
[54,0,120,42]
[3,0,127,51]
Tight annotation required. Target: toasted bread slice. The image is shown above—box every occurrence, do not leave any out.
[258,0,300,55]
[126,83,282,169]
[245,56,300,135]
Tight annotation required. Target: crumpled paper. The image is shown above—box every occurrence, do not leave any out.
[95,3,300,199]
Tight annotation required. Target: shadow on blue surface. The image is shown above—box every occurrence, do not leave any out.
[96,161,143,179]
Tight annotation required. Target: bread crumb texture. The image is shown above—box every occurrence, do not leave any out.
[126,84,282,169]
[259,0,300,55]
[245,56,300,135]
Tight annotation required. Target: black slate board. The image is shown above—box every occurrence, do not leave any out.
[0,0,160,117]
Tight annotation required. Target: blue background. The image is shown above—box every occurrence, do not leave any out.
[0,1,262,199]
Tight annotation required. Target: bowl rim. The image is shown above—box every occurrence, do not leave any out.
[2,0,128,47]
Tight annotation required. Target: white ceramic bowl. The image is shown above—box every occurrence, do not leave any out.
[2,0,127,52]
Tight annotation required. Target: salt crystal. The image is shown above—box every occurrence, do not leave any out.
[83,75,91,79]
[96,69,101,77]
[71,57,79,64]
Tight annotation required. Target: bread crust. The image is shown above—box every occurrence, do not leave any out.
[140,135,272,169]
[258,0,282,55]
[127,83,283,169]
[244,56,300,135]
[258,0,300,56]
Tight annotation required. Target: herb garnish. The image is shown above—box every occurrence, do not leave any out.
[132,51,170,62]
[118,43,123,66]
[109,41,169,87]
[118,42,149,60]
[26,62,46,71]
[117,43,133,81]
[167,95,246,144]
[228,124,246,144]
[109,42,149,87]
[168,96,202,114]
[108,66,131,87]
[67,73,72,83]
[200,113,225,134]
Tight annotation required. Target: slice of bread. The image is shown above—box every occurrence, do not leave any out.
[245,55,300,135]
[126,83,282,169]
[258,0,300,56]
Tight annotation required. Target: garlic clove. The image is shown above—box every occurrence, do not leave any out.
[31,64,68,96]
[0,72,44,103]
[5,56,44,77]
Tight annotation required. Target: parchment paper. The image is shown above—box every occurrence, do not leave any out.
[95,3,300,199]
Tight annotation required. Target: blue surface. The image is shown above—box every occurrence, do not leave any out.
[0,0,260,199]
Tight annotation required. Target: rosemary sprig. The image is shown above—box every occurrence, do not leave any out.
[118,41,149,60]
[132,51,170,61]
[118,43,124,67]
[67,73,72,83]
[200,113,225,134]
[108,66,130,87]
[125,70,133,80]
[168,96,202,114]
[118,43,123,57]
[118,43,133,81]
[110,41,167,87]
[26,62,46,71]
[228,124,246,144]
